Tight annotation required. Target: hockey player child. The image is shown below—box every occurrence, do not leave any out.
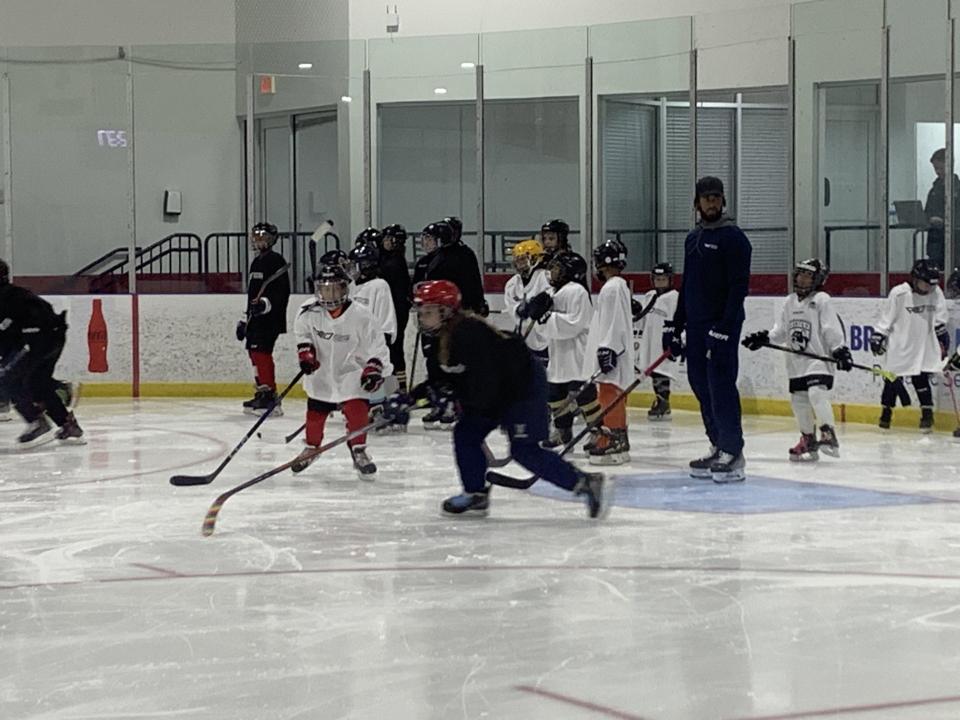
[291,261,392,478]
[583,238,636,465]
[504,238,551,364]
[742,258,853,460]
[236,222,291,416]
[0,258,84,447]
[524,251,603,449]
[380,224,413,393]
[347,235,398,347]
[540,218,589,292]
[386,279,610,518]
[634,263,679,421]
[870,258,949,432]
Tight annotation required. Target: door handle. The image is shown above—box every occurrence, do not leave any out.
[823,177,831,207]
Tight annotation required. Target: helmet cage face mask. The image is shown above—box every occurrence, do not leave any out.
[316,277,349,308]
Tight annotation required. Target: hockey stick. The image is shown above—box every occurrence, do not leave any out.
[485,351,671,490]
[247,262,291,321]
[761,342,898,382]
[409,328,422,389]
[285,423,306,444]
[202,417,388,536]
[0,347,29,381]
[944,371,960,436]
[170,370,306,487]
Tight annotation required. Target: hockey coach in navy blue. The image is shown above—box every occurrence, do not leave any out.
[663,176,752,483]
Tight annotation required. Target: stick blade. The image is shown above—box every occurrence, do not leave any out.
[201,500,224,536]
[485,470,537,490]
[170,474,215,487]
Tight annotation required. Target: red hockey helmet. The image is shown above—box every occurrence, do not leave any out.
[413,280,461,333]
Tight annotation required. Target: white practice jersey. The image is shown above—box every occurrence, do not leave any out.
[633,289,679,379]
[582,275,636,390]
[538,281,593,383]
[503,269,551,351]
[875,282,948,376]
[294,298,393,404]
[350,277,397,344]
[768,291,845,379]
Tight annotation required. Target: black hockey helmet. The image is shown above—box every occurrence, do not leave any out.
[318,248,350,277]
[0,258,8,286]
[947,267,960,299]
[540,219,570,250]
[911,258,940,286]
[251,221,279,249]
[694,176,726,205]
[354,227,384,249]
[793,258,828,299]
[348,241,380,280]
[421,221,454,248]
[651,262,674,292]
[547,251,587,290]
[441,217,463,245]
[314,262,351,309]
[593,238,628,274]
[382,223,408,249]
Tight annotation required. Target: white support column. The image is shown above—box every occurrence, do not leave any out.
[476,64,485,272]
[584,56,594,260]
[1,71,12,273]
[689,48,698,229]
[879,25,890,295]
[362,69,372,226]
[126,56,137,295]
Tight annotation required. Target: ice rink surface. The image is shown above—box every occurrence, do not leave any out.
[2,398,960,720]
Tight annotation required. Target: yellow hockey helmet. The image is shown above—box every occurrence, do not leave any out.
[511,238,544,276]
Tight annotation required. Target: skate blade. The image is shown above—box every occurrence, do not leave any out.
[712,470,746,484]
[0,416,11,423]
[356,469,377,481]
[788,453,819,463]
[689,468,713,479]
[819,447,840,458]
[588,454,629,467]
[58,437,88,446]
[647,415,672,422]
[441,507,489,518]
[16,435,56,451]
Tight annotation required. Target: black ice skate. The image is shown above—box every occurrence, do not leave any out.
[291,447,319,474]
[711,451,746,484]
[18,417,54,449]
[581,428,601,455]
[920,407,934,434]
[0,399,10,423]
[878,405,892,429]
[689,445,720,479]
[442,488,490,516]
[422,406,444,430]
[244,385,283,417]
[789,433,818,462]
[541,426,573,449]
[648,397,672,421]
[55,413,86,445]
[351,445,377,479]
[574,471,613,519]
[818,425,840,457]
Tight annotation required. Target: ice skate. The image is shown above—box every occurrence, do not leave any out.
[648,397,672,421]
[0,399,11,422]
[788,433,819,462]
[818,425,840,457]
[689,445,720,479]
[291,447,319,474]
[442,488,490,517]
[541,426,572,449]
[241,385,263,414]
[581,428,601,454]
[55,413,86,445]
[878,405,892,430]
[244,385,282,417]
[351,445,377,479]
[574,470,613,519]
[422,406,444,430]
[18,417,54,449]
[711,451,746,484]
[919,407,934,434]
[588,428,629,466]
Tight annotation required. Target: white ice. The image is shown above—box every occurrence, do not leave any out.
[2,399,960,720]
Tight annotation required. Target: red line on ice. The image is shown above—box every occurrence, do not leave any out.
[727,693,960,719]
[515,684,651,720]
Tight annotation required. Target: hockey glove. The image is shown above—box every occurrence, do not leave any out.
[235,320,247,342]
[597,347,618,374]
[742,330,769,351]
[524,292,553,322]
[382,393,411,425]
[631,298,643,323]
[832,346,854,372]
[248,298,270,317]
[662,321,684,360]
[946,350,960,373]
[868,332,887,357]
[361,358,385,392]
[936,324,951,359]
[297,344,320,374]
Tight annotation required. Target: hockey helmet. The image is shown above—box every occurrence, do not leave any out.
[651,262,674,292]
[413,280,462,334]
[348,241,380,280]
[947,267,960,299]
[547,251,587,290]
[318,248,349,274]
[540,219,570,252]
[382,223,408,251]
[0,258,8,286]
[442,217,463,244]
[911,258,940,290]
[421,222,453,250]
[511,238,544,277]
[793,258,828,299]
[354,227,384,249]
[593,238,628,275]
[315,262,351,309]
[251,221,279,250]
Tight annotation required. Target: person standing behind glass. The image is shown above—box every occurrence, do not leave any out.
[923,147,960,269]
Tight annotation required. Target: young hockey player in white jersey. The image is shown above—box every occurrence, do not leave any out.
[633,262,679,420]
[582,238,636,465]
[347,238,398,345]
[869,258,949,432]
[292,262,392,478]
[504,238,551,364]
[522,251,602,449]
[743,258,854,460]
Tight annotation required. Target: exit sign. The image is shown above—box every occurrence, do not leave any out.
[259,75,276,95]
